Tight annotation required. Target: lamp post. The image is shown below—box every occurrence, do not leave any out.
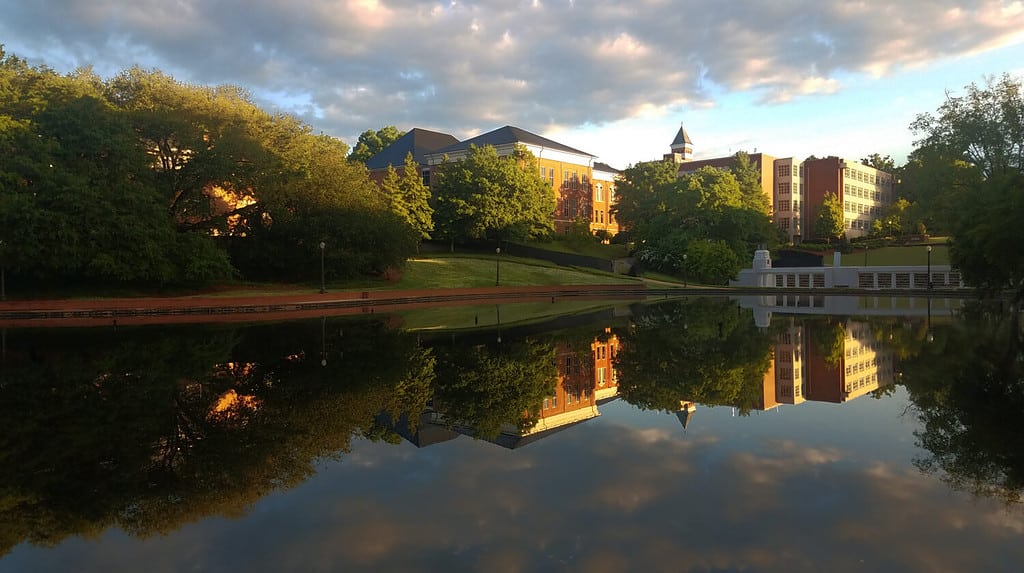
[319,241,326,294]
[682,253,688,287]
[926,245,932,290]
[495,246,501,287]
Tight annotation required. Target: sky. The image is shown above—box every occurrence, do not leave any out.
[2,0,1024,169]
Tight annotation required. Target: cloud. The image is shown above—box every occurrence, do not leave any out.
[2,1,1023,149]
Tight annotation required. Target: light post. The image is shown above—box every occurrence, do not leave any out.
[495,246,501,287]
[319,241,326,294]
[926,245,932,290]
[682,253,688,287]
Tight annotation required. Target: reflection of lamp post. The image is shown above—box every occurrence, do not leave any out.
[496,304,502,344]
[319,241,326,294]
[864,244,868,267]
[926,245,932,290]
[683,253,688,287]
[495,247,501,287]
[321,316,328,367]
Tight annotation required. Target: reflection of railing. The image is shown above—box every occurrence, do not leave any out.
[735,294,963,328]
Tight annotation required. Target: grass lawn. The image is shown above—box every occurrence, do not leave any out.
[838,244,950,266]
[514,239,629,260]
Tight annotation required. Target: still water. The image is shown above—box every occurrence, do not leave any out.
[1,297,1022,572]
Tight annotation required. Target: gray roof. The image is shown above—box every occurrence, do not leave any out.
[671,125,693,147]
[365,128,459,170]
[434,125,595,157]
[593,161,620,173]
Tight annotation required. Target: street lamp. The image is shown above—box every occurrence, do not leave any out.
[495,246,501,287]
[682,253,688,287]
[926,245,932,290]
[319,241,326,294]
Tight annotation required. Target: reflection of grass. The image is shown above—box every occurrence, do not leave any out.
[398,300,631,331]
[389,256,639,290]
[839,244,950,266]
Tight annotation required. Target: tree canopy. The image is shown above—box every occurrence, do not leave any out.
[432,144,555,246]
[910,74,1024,301]
[348,125,405,163]
[0,48,419,291]
[612,160,777,283]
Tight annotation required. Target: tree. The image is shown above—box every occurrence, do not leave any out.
[813,192,844,243]
[609,159,679,231]
[432,144,555,247]
[860,153,897,174]
[731,151,771,215]
[910,74,1024,301]
[381,152,433,241]
[613,299,773,414]
[348,125,405,163]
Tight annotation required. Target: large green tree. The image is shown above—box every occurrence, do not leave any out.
[910,74,1024,301]
[348,125,405,163]
[614,162,776,281]
[731,151,771,215]
[432,144,555,247]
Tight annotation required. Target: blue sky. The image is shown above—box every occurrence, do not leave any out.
[2,0,1023,169]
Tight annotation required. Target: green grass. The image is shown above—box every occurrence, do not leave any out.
[387,255,640,290]
[515,239,629,260]
[838,244,950,266]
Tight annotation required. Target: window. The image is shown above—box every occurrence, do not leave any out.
[778,182,791,194]
[598,367,607,385]
[778,200,790,211]
[781,218,790,230]
[595,184,603,202]
[421,169,431,186]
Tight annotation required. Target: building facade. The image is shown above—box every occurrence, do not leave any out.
[804,156,895,239]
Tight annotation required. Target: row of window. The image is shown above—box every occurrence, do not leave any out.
[844,202,881,216]
[777,182,802,194]
[844,184,885,201]
[776,164,804,177]
[844,168,893,187]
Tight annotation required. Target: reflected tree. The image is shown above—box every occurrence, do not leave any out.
[0,318,435,554]
[901,304,1024,504]
[613,299,774,413]
[432,338,558,440]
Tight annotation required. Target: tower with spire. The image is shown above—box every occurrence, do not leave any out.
[664,123,693,164]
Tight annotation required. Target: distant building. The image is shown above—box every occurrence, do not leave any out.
[364,127,459,186]
[803,156,895,239]
[591,162,621,237]
[663,126,894,241]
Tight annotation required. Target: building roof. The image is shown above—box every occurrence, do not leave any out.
[593,161,620,173]
[365,128,460,170]
[434,125,595,158]
[671,124,693,147]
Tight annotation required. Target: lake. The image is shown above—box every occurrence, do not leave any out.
[1,296,1021,572]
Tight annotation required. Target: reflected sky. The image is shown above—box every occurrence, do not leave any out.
[2,300,1022,573]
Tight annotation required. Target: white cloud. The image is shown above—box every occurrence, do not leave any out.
[1,0,1022,163]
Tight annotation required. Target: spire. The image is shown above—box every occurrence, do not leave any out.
[667,123,693,162]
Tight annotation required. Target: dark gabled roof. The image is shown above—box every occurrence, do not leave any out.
[365,128,459,170]
[671,124,693,147]
[434,125,595,157]
[593,161,620,173]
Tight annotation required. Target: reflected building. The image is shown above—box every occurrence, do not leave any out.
[760,318,895,407]
[805,320,896,403]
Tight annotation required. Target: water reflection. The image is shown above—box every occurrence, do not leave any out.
[1,298,1022,570]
